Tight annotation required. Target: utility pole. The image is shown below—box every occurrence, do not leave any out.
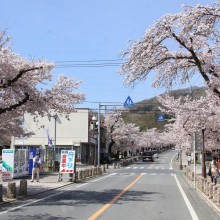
[98,103,101,167]
[202,128,206,178]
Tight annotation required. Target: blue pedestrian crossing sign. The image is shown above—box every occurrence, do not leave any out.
[157,114,165,122]
[124,96,135,108]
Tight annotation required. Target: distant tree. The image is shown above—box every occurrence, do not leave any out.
[0,31,85,142]
[113,122,140,155]
[120,1,220,97]
[104,111,140,155]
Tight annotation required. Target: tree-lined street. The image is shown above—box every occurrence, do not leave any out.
[0,150,219,220]
[1,1,220,219]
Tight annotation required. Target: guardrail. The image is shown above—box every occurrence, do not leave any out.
[185,167,220,208]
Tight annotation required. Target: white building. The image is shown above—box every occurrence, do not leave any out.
[12,109,105,167]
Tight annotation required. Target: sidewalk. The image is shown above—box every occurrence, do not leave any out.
[0,164,94,203]
[176,150,203,174]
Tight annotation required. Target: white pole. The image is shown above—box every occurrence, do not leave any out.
[193,132,196,189]
[98,103,101,167]
[54,114,57,162]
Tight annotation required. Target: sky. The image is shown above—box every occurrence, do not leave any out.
[0,0,216,111]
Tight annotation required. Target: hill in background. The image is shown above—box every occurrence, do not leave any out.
[122,86,206,131]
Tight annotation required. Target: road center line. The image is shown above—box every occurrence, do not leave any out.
[172,174,199,220]
[87,174,144,220]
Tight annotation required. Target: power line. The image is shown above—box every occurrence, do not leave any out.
[55,59,123,63]
[54,59,124,68]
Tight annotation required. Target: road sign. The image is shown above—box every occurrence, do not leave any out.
[124,96,135,108]
[157,114,165,122]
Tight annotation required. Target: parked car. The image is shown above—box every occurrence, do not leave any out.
[100,153,111,164]
[153,152,159,159]
[142,151,154,162]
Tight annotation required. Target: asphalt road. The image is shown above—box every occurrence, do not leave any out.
[0,150,219,220]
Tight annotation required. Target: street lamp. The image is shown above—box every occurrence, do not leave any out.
[48,113,61,162]
[91,115,98,167]
[202,127,206,178]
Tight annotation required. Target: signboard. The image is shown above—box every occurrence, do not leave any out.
[124,96,135,108]
[0,171,12,181]
[157,114,165,122]
[2,149,29,179]
[60,150,76,173]
[1,149,14,180]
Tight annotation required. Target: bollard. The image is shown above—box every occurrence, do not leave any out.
[93,167,97,176]
[212,185,218,203]
[217,188,220,206]
[197,176,203,190]
[69,173,73,182]
[113,163,116,169]
[73,172,76,182]
[78,170,82,181]
[90,168,93,177]
[202,177,206,192]
[103,164,106,173]
[205,180,211,196]
[208,183,215,199]
[0,184,3,202]
[7,182,16,199]
[19,179,27,196]
[81,170,84,180]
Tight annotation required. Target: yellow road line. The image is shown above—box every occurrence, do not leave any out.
[88,174,143,220]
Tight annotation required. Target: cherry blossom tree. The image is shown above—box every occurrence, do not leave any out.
[0,31,85,142]
[158,91,220,151]
[104,111,140,156]
[104,111,124,154]
[137,128,170,151]
[120,1,220,97]
[113,122,140,156]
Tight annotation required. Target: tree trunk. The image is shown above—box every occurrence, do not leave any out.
[108,141,115,154]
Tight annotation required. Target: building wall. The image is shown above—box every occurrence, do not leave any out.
[14,109,90,147]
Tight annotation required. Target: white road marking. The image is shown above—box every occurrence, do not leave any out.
[170,153,177,169]
[133,167,138,169]
[172,174,199,220]
[125,167,131,169]
[0,186,70,215]
[0,172,119,215]
[76,183,89,188]
[140,167,144,169]
[110,173,117,176]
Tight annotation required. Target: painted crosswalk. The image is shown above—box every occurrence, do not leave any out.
[124,166,173,170]
[109,172,174,176]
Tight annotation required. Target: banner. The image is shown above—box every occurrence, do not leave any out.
[60,150,75,173]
